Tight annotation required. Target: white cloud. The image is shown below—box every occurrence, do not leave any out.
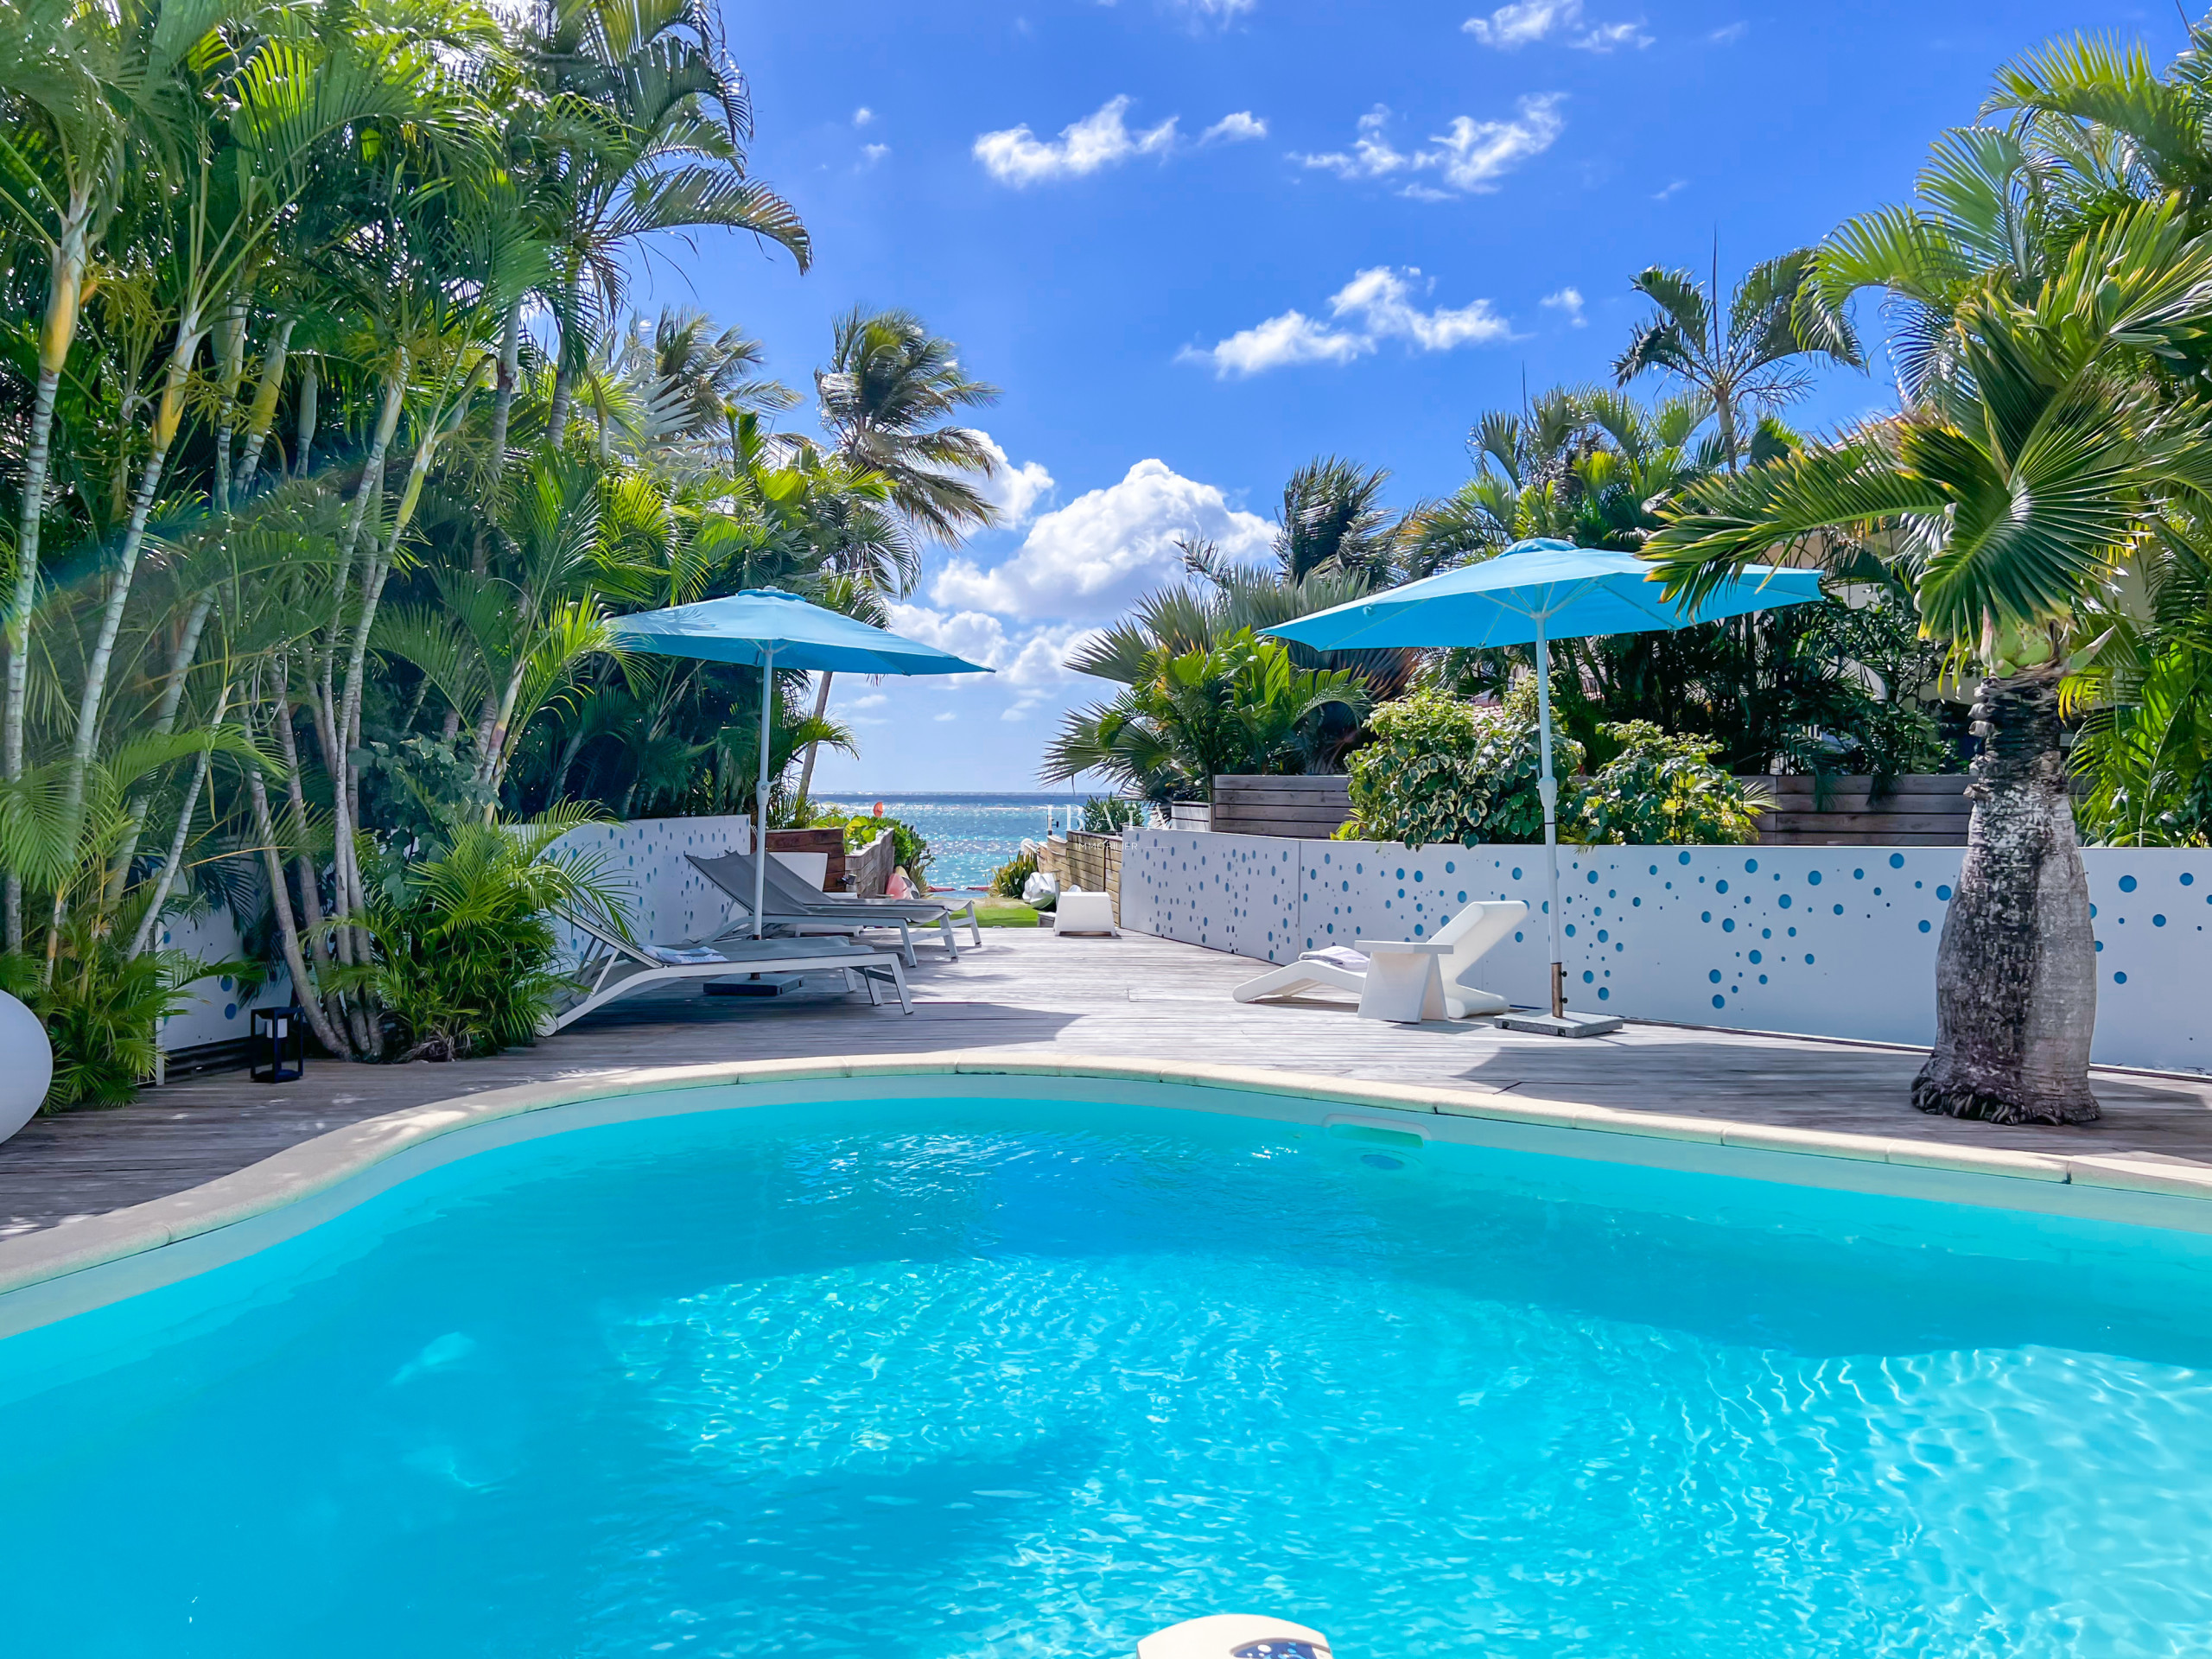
[1421,98,1568,191]
[1182,267,1511,378]
[933,710,957,721]
[1709,21,1746,43]
[1652,177,1688,201]
[929,459,1273,620]
[1166,0,1256,18]
[974,96,1178,186]
[1292,98,1563,197]
[853,106,875,126]
[1201,111,1268,143]
[861,143,889,166]
[885,607,1111,719]
[846,692,888,709]
[1541,285,1586,326]
[1463,0,1650,51]
[972,434,1057,527]
[1185,309,1371,376]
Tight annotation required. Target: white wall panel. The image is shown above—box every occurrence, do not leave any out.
[1127,830,2209,1073]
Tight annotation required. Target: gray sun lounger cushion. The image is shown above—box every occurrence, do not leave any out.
[688,851,982,954]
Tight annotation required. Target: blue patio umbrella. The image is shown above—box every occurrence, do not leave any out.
[609,589,991,937]
[1266,539,1825,1030]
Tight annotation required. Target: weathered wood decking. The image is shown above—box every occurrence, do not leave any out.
[4,925,2209,1236]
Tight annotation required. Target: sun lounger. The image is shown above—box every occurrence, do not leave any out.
[688,850,982,964]
[548,912,911,1031]
[1232,899,1527,1024]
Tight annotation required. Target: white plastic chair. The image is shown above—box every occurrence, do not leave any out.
[1232,899,1528,1024]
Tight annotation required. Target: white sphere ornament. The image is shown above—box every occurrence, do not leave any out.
[0,988,54,1143]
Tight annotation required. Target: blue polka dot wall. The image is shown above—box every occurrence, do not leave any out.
[1122,830,2206,1070]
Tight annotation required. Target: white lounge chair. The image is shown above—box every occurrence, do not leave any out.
[548,912,911,1031]
[1232,899,1527,1025]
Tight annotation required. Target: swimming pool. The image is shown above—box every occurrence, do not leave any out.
[4,1064,2209,1657]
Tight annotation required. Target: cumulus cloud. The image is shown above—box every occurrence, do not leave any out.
[928,459,1273,620]
[1292,98,1563,197]
[884,607,1111,718]
[1463,0,1650,51]
[1181,267,1511,378]
[861,143,889,166]
[1709,21,1746,43]
[974,96,1178,186]
[972,435,1057,527]
[1541,285,1586,326]
[1168,0,1256,16]
[1201,111,1268,143]
[853,106,875,126]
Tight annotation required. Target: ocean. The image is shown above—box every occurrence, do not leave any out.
[812,792,1110,891]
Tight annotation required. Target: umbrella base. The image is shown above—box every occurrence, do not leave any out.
[704,974,804,997]
[1497,1008,1625,1039]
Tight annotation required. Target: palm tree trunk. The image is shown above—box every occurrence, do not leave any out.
[1911,672,2100,1123]
[548,270,581,445]
[235,317,296,498]
[67,327,202,826]
[127,681,232,960]
[106,587,220,902]
[6,220,90,948]
[293,357,319,478]
[245,711,350,1059]
[797,671,833,800]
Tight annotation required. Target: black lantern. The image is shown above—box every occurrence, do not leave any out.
[251,1006,306,1083]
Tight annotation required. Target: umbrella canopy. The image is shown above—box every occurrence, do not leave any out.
[1262,537,1824,652]
[607,588,991,676]
[610,588,991,937]
[1265,539,1826,1031]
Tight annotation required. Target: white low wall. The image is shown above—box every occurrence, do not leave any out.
[544,814,752,961]
[1121,830,2209,1073]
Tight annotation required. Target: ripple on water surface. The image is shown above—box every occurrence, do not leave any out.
[4,1097,2211,1658]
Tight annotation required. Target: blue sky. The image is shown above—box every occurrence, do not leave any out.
[645,0,2174,794]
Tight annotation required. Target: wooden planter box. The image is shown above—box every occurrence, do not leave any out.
[1743,774,1970,846]
[1210,774,1352,839]
[765,827,848,890]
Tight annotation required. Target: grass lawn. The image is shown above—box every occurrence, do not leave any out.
[973,897,1040,927]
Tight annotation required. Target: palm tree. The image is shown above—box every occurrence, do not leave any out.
[1648,200,2212,1126]
[531,0,810,445]
[815,307,1002,543]
[1615,247,1864,467]
[0,0,221,946]
[1274,456,1395,586]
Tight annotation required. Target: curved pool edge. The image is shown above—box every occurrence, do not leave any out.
[4,1048,2210,1338]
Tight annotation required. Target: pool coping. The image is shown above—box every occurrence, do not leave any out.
[3,1047,2210,1310]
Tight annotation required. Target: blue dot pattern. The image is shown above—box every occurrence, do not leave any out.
[1122,831,2205,1065]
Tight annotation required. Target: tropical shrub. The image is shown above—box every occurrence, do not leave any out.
[352,817,626,1063]
[1081,796,1150,832]
[1344,694,1493,847]
[991,849,1039,897]
[1579,722,1764,845]
[1046,630,1371,800]
[847,814,932,887]
[1343,680,1585,847]
[0,921,202,1109]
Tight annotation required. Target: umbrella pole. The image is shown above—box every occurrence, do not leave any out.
[753,645,775,941]
[1533,619,1565,1019]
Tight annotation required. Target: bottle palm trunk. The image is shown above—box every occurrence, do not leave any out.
[1912,673,2100,1123]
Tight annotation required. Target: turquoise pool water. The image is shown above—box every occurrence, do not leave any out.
[5,1093,2211,1657]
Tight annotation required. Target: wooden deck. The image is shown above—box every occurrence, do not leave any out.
[4,926,2210,1237]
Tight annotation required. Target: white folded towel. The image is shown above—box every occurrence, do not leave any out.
[646,945,725,964]
[1299,946,1370,971]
